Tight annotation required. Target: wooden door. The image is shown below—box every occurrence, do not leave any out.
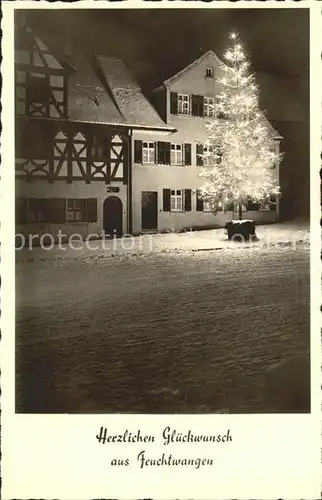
[103,196,123,237]
[141,191,158,230]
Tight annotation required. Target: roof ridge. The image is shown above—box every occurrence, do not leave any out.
[95,54,123,62]
[161,50,223,87]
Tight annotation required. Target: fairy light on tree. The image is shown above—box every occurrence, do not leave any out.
[198,32,282,220]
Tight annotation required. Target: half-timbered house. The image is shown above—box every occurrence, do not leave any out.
[15,22,174,241]
[132,51,282,234]
[15,25,282,240]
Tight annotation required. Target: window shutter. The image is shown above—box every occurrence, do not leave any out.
[157,141,165,164]
[164,142,171,164]
[191,95,198,117]
[134,140,142,163]
[197,95,204,117]
[191,95,204,117]
[196,144,203,166]
[15,198,27,224]
[87,198,98,222]
[163,189,171,211]
[154,142,158,163]
[184,189,192,211]
[170,92,178,115]
[196,190,204,211]
[158,142,170,164]
[47,199,66,223]
[184,143,191,166]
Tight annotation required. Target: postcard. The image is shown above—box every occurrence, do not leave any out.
[1,1,321,499]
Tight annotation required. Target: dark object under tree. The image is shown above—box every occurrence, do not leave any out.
[225,220,257,241]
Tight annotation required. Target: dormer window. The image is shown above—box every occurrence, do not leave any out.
[205,67,213,78]
[178,94,190,115]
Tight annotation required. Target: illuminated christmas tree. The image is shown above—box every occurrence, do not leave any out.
[198,32,282,220]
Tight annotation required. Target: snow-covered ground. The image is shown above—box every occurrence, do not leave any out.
[15,221,310,413]
[16,220,310,262]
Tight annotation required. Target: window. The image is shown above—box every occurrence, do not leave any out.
[178,94,190,115]
[66,199,87,222]
[197,192,213,212]
[90,136,108,158]
[204,97,215,117]
[206,67,214,78]
[203,145,214,166]
[19,198,97,224]
[170,190,183,211]
[27,199,66,223]
[142,142,155,164]
[203,144,222,166]
[171,144,183,165]
[203,201,213,212]
[27,199,48,222]
[66,199,98,222]
[27,75,49,104]
[259,201,270,211]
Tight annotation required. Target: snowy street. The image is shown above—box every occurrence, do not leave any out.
[15,223,310,413]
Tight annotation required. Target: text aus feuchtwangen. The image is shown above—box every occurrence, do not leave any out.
[96,426,232,469]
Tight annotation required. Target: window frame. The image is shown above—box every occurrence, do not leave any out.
[203,144,215,166]
[203,200,213,212]
[170,189,184,212]
[178,94,190,115]
[204,96,215,118]
[205,67,214,78]
[170,143,183,166]
[66,199,87,222]
[142,141,155,164]
[90,136,109,159]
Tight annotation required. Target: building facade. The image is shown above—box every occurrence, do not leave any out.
[15,26,281,241]
[14,23,173,242]
[132,51,281,234]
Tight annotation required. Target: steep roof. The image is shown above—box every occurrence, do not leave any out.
[95,55,173,130]
[67,55,125,126]
[68,55,174,131]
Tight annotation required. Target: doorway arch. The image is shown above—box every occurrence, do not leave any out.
[103,196,123,237]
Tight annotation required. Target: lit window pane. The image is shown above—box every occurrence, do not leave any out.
[142,142,155,164]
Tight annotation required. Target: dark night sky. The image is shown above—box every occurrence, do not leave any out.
[19,8,309,88]
[17,8,310,217]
